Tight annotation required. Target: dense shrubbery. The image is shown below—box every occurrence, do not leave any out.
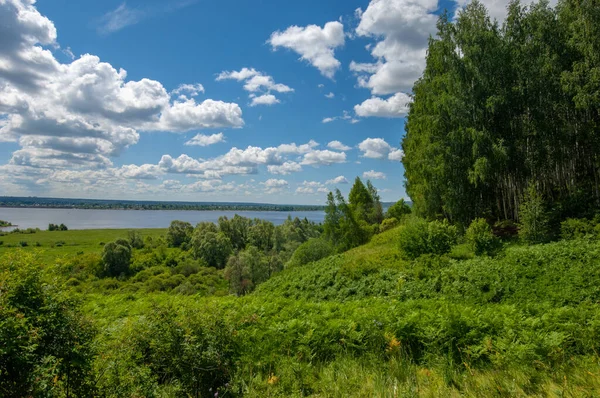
[48,223,68,231]
[286,238,334,268]
[398,217,458,259]
[0,252,95,397]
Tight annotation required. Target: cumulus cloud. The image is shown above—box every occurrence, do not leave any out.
[388,148,404,161]
[250,94,280,107]
[0,1,244,171]
[185,132,225,147]
[268,21,345,79]
[358,137,403,161]
[172,83,205,97]
[352,0,438,95]
[327,140,351,151]
[261,178,289,194]
[326,175,348,184]
[363,170,387,179]
[267,161,302,175]
[262,178,289,188]
[157,139,321,178]
[325,92,335,99]
[295,180,327,195]
[354,92,411,118]
[301,150,346,166]
[216,67,293,106]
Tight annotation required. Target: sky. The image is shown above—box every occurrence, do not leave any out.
[0,0,526,205]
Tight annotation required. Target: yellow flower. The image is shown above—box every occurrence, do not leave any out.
[267,374,279,385]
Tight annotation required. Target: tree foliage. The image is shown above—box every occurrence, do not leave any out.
[166,220,193,248]
[102,239,132,276]
[403,0,600,225]
[0,252,95,397]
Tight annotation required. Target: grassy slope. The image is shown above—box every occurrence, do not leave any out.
[81,226,600,396]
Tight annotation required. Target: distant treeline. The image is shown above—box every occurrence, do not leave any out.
[0,196,333,212]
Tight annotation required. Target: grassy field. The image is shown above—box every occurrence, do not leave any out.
[0,228,166,262]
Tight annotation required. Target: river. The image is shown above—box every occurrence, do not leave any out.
[0,207,326,230]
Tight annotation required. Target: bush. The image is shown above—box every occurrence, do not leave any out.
[399,218,458,259]
[48,223,68,231]
[0,252,96,396]
[287,238,334,268]
[19,241,28,247]
[466,218,500,256]
[519,185,550,244]
[386,199,411,220]
[380,218,399,232]
[128,230,145,249]
[102,240,132,277]
[560,218,596,240]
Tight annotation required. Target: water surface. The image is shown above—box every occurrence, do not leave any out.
[0,207,325,230]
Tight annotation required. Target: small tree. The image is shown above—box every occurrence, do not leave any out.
[191,231,232,269]
[102,240,132,276]
[519,185,550,245]
[465,218,499,255]
[166,220,193,248]
[386,199,411,220]
[128,230,144,249]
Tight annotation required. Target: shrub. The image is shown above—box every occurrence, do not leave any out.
[0,252,96,396]
[380,218,399,232]
[166,220,193,248]
[466,218,499,256]
[19,241,28,247]
[128,230,145,249]
[399,218,458,259]
[386,199,411,220]
[102,240,132,277]
[560,218,596,240]
[287,238,334,268]
[519,185,550,244]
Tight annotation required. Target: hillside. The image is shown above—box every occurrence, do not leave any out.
[64,226,600,396]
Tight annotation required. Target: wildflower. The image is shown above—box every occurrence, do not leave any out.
[268,374,279,385]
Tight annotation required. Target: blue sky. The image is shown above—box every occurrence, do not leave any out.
[0,0,517,204]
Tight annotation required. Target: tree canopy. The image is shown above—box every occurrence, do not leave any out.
[403,0,600,225]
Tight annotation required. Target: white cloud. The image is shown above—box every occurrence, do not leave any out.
[388,148,404,161]
[216,67,293,106]
[326,175,348,184]
[277,140,319,154]
[267,161,302,175]
[262,178,289,194]
[325,92,335,99]
[321,110,352,124]
[301,150,346,166]
[157,98,243,131]
[0,3,244,171]
[172,83,205,97]
[268,21,345,79]
[262,178,289,188]
[250,94,280,107]
[358,137,402,161]
[363,170,387,180]
[352,0,438,95]
[185,132,225,147]
[156,139,320,178]
[354,92,411,118]
[296,186,315,194]
[327,140,351,151]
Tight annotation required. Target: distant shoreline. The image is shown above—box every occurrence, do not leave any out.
[0,205,325,212]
